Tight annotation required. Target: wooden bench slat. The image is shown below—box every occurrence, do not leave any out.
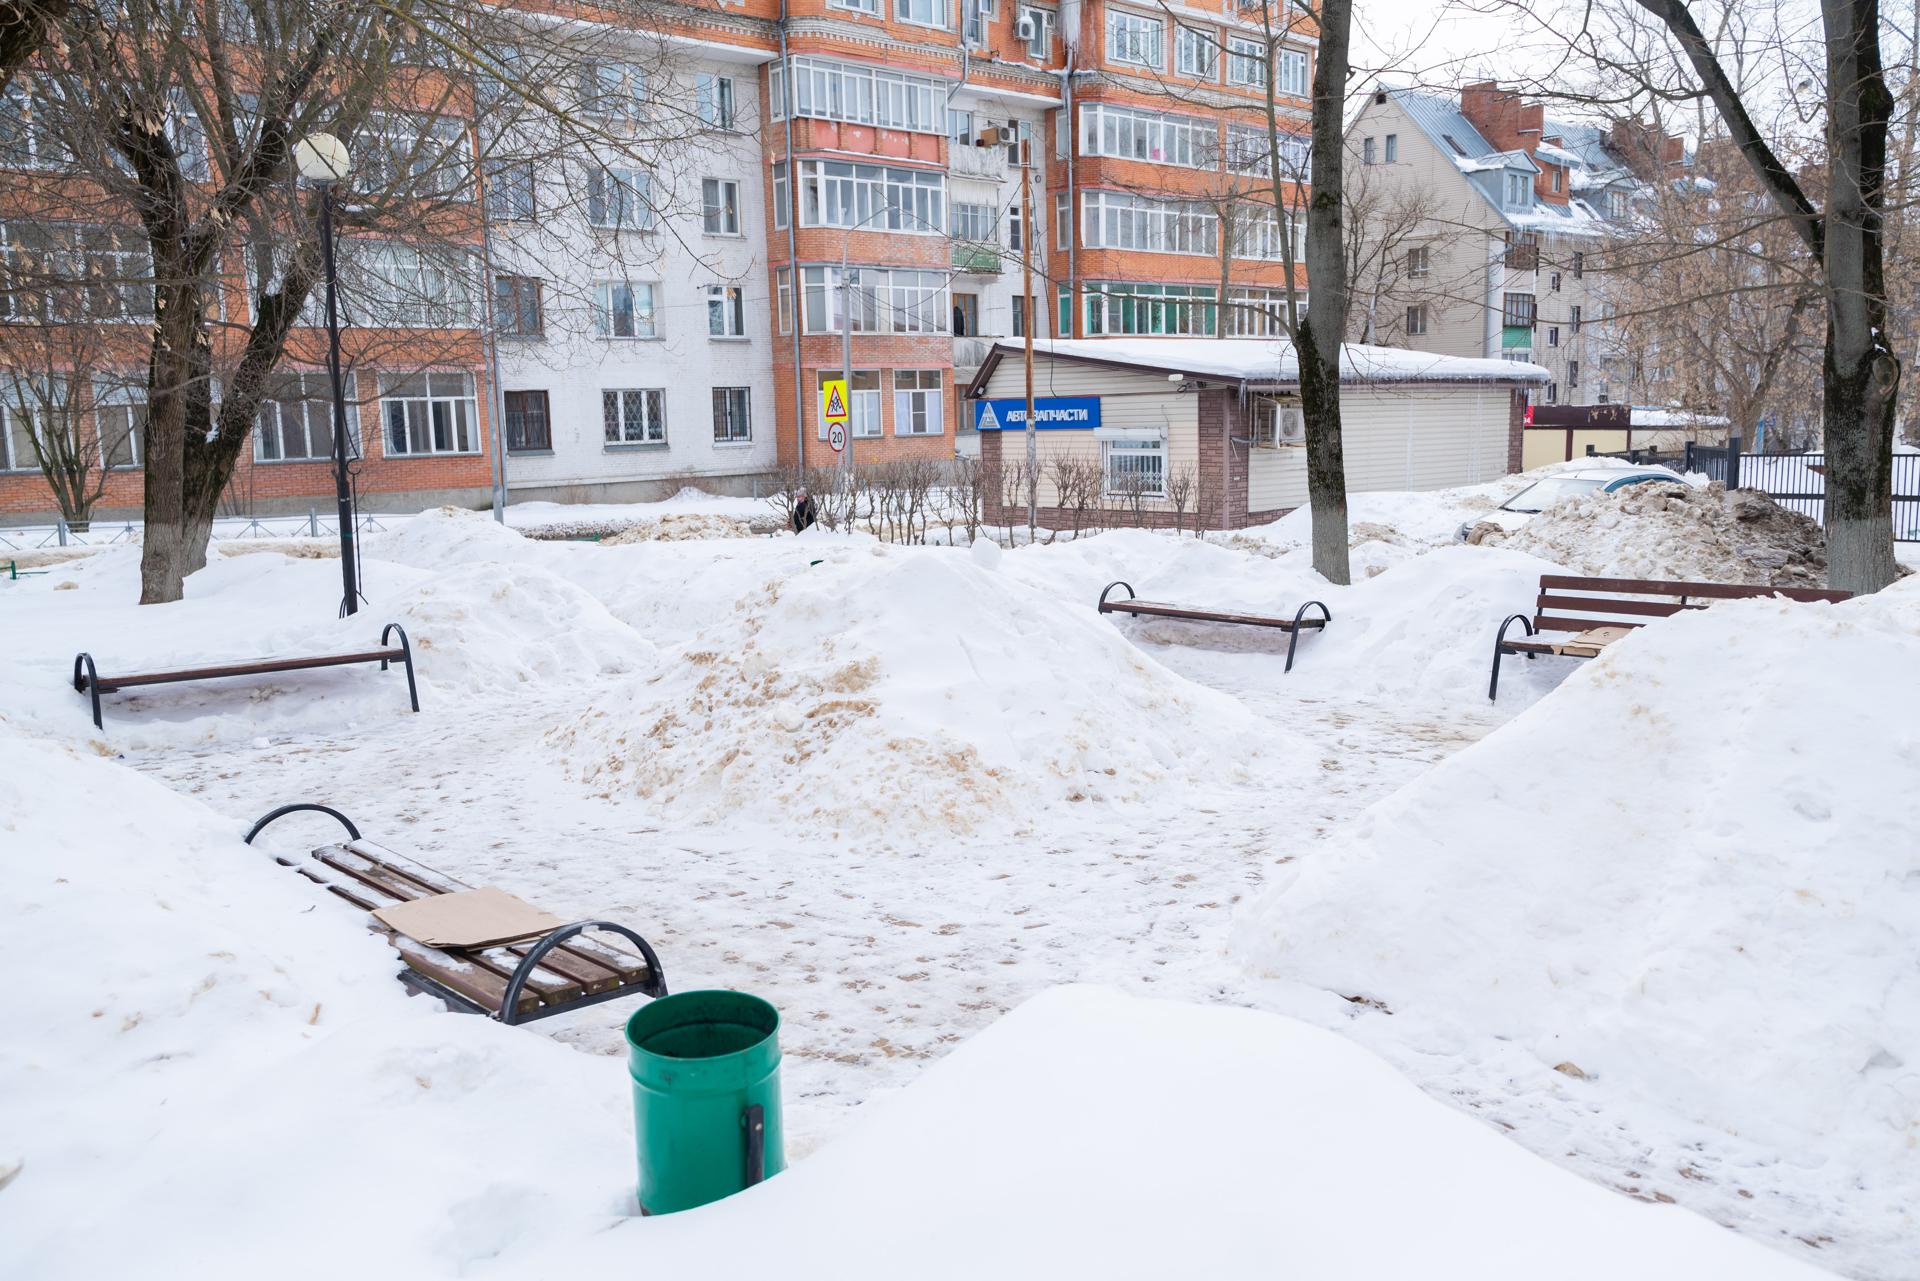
[1102,600,1325,630]
[1532,614,1650,634]
[1537,574,1849,603]
[92,649,402,692]
[392,937,549,1018]
[1534,594,1697,619]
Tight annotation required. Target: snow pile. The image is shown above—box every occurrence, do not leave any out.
[1471,481,1830,585]
[601,512,758,544]
[548,542,1294,838]
[551,987,1828,1281]
[365,504,537,568]
[1236,582,1920,1265]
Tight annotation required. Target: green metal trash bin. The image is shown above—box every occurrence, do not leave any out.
[625,989,786,1215]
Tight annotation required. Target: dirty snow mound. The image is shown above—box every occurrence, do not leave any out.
[548,545,1295,838]
[600,512,756,543]
[1472,482,1828,585]
[1235,581,1919,1273]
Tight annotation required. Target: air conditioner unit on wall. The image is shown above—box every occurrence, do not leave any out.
[1277,406,1306,443]
[1015,12,1037,41]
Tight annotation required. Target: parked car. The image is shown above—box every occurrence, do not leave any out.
[1456,466,1686,541]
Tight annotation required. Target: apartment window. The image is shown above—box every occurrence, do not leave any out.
[1079,103,1212,169]
[0,222,154,321]
[484,159,536,222]
[1568,360,1580,387]
[1106,10,1164,68]
[1226,36,1267,87]
[1362,136,1375,165]
[1103,434,1165,496]
[1175,25,1217,77]
[1020,6,1055,59]
[1011,293,1027,337]
[1226,287,1292,336]
[829,0,881,13]
[1572,251,1584,278]
[798,266,948,334]
[1055,192,1071,247]
[0,397,37,472]
[696,74,737,130]
[795,159,945,234]
[382,373,479,456]
[595,281,659,338]
[897,0,947,26]
[712,387,752,443]
[494,275,543,338]
[1551,167,1563,192]
[254,373,360,462]
[1082,189,1218,256]
[1550,270,1562,292]
[1405,246,1430,278]
[588,167,654,229]
[1405,305,1429,336]
[702,178,742,235]
[91,382,146,470]
[363,244,476,327]
[503,390,552,452]
[1546,325,1559,347]
[953,201,997,242]
[772,162,790,230]
[1502,292,1536,328]
[579,61,649,129]
[1544,382,1558,403]
[1008,201,1024,249]
[359,112,470,199]
[1005,119,1036,167]
[893,370,943,435]
[776,268,793,335]
[770,57,944,134]
[1503,231,1539,271]
[0,80,71,170]
[1384,133,1398,163]
[1084,281,1216,335]
[817,370,882,438]
[1277,49,1309,96]
[1232,208,1302,262]
[706,284,746,337]
[1571,304,1582,332]
[1227,123,1308,177]
[952,293,979,335]
[604,389,666,445]
[1608,190,1629,218]
[1504,170,1532,210]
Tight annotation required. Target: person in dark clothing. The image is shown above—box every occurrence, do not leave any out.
[791,487,818,533]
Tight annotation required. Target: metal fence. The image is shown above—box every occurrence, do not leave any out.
[0,510,396,552]
[1679,440,1920,542]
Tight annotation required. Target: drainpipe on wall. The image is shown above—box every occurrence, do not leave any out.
[778,7,805,472]
[476,136,510,523]
[1058,50,1078,338]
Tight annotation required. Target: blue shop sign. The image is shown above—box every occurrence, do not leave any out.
[974,396,1102,431]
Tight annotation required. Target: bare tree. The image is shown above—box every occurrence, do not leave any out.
[0,322,132,528]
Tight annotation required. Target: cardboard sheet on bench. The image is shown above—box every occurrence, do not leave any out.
[372,888,565,949]
[1550,626,1633,658]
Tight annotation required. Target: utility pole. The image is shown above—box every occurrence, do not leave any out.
[1021,131,1037,537]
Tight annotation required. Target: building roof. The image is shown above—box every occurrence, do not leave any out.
[1378,85,1617,237]
[968,337,1550,396]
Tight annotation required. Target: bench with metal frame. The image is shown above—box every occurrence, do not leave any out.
[1097,580,1332,673]
[72,623,419,729]
[244,802,667,1024]
[1490,574,1851,700]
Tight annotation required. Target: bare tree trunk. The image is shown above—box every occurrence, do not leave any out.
[138,268,206,604]
[1821,0,1900,593]
[1298,0,1353,585]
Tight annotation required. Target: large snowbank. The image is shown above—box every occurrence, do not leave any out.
[1235,580,1920,1270]
[548,537,1297,838]
[1473,481,1832,585]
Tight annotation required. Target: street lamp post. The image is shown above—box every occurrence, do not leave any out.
[294,133,360,617]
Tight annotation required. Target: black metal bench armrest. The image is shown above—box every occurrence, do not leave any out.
[1097,580,1136,611]
[72,653,102,728]
[244,802,364,846]
[499,920,669,1024]
[379,623,420,712]
[1488,614,1538,702]
[1284,601,1332,673]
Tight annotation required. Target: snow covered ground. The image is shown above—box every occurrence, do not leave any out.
[0,477,1907,1279]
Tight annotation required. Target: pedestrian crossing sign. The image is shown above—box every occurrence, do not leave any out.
[821,379,849,426]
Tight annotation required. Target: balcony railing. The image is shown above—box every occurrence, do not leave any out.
[953,334,1006,370]
[952,243,1003,274]
[949,144,1010,181]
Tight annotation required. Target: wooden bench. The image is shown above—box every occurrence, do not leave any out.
[1098,580,1331,672]
[1489,574,1852,700]
[72,623,419,729]
[243,803,666,1024]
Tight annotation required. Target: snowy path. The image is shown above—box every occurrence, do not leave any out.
[138,639,1494,1159]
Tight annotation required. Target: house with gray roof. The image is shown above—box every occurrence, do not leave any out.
[1347,82,1682,409]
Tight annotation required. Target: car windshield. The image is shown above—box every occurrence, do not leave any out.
[1501,477,1609,513]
